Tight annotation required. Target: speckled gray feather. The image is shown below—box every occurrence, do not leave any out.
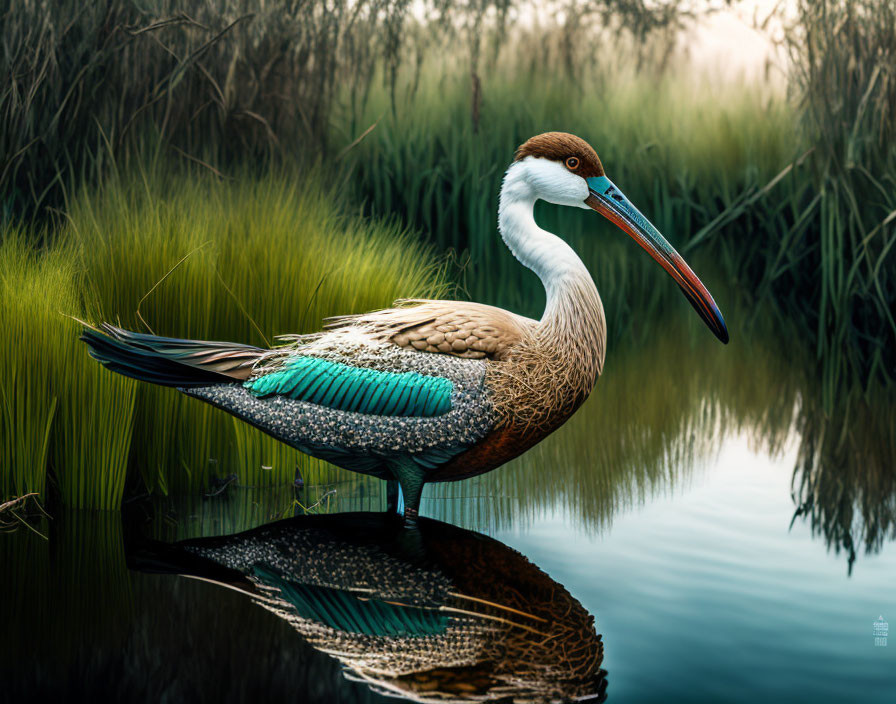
[183,340,497,477]
[184,523,452,604]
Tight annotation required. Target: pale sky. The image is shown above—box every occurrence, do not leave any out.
[408,0,792,81]
[687,0,791,81]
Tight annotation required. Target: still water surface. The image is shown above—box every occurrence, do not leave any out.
[3,312,894,702]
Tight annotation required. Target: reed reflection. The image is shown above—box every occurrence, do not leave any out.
[790,390,896,573]
[131,513,608,703]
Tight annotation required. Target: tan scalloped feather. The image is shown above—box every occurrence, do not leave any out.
[324,299,535,361]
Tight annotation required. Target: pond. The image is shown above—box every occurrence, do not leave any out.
[3,300,894,703]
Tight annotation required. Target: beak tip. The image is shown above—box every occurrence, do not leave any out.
[714,316,729,344]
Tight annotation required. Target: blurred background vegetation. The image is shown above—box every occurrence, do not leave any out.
[1,0,894,562]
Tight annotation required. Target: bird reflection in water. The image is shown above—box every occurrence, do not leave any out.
[129,514,607,703]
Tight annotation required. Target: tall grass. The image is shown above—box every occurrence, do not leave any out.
[1,0,416,220]
[687,0,896,404]
[0,234,136,506]
[1,233,68,499]
[0,167,448,508]
[0,0,711,223]
[788,0,896,404]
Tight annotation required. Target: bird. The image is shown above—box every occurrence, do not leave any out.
[81,132,728,523]
[129,512,608,703]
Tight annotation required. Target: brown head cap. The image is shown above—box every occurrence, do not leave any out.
[514,132,604,178]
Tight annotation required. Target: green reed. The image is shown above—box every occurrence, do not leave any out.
[0,233,136,506]
[792,0,896,404]
[1,0,415,220]
[686,1,896,405]
[0,168,447,507]
[0,233,68,500]
[2,0,692,223]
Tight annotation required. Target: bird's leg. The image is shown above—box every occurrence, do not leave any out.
[401,482,424,526]
[388,461,426,526]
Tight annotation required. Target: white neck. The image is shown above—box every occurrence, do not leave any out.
[498,164,604,330]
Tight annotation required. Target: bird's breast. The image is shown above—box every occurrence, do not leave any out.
[428,344,594,482]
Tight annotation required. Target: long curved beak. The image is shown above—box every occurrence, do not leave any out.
[585,175,729,344]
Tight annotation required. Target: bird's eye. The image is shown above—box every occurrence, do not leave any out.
[565,156,579,170]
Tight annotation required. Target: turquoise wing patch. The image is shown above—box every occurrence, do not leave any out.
[244,356,453,417]
[252,565,448,637]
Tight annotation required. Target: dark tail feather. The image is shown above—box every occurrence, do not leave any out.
[80,323,265,388]
[127,539,258,595]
